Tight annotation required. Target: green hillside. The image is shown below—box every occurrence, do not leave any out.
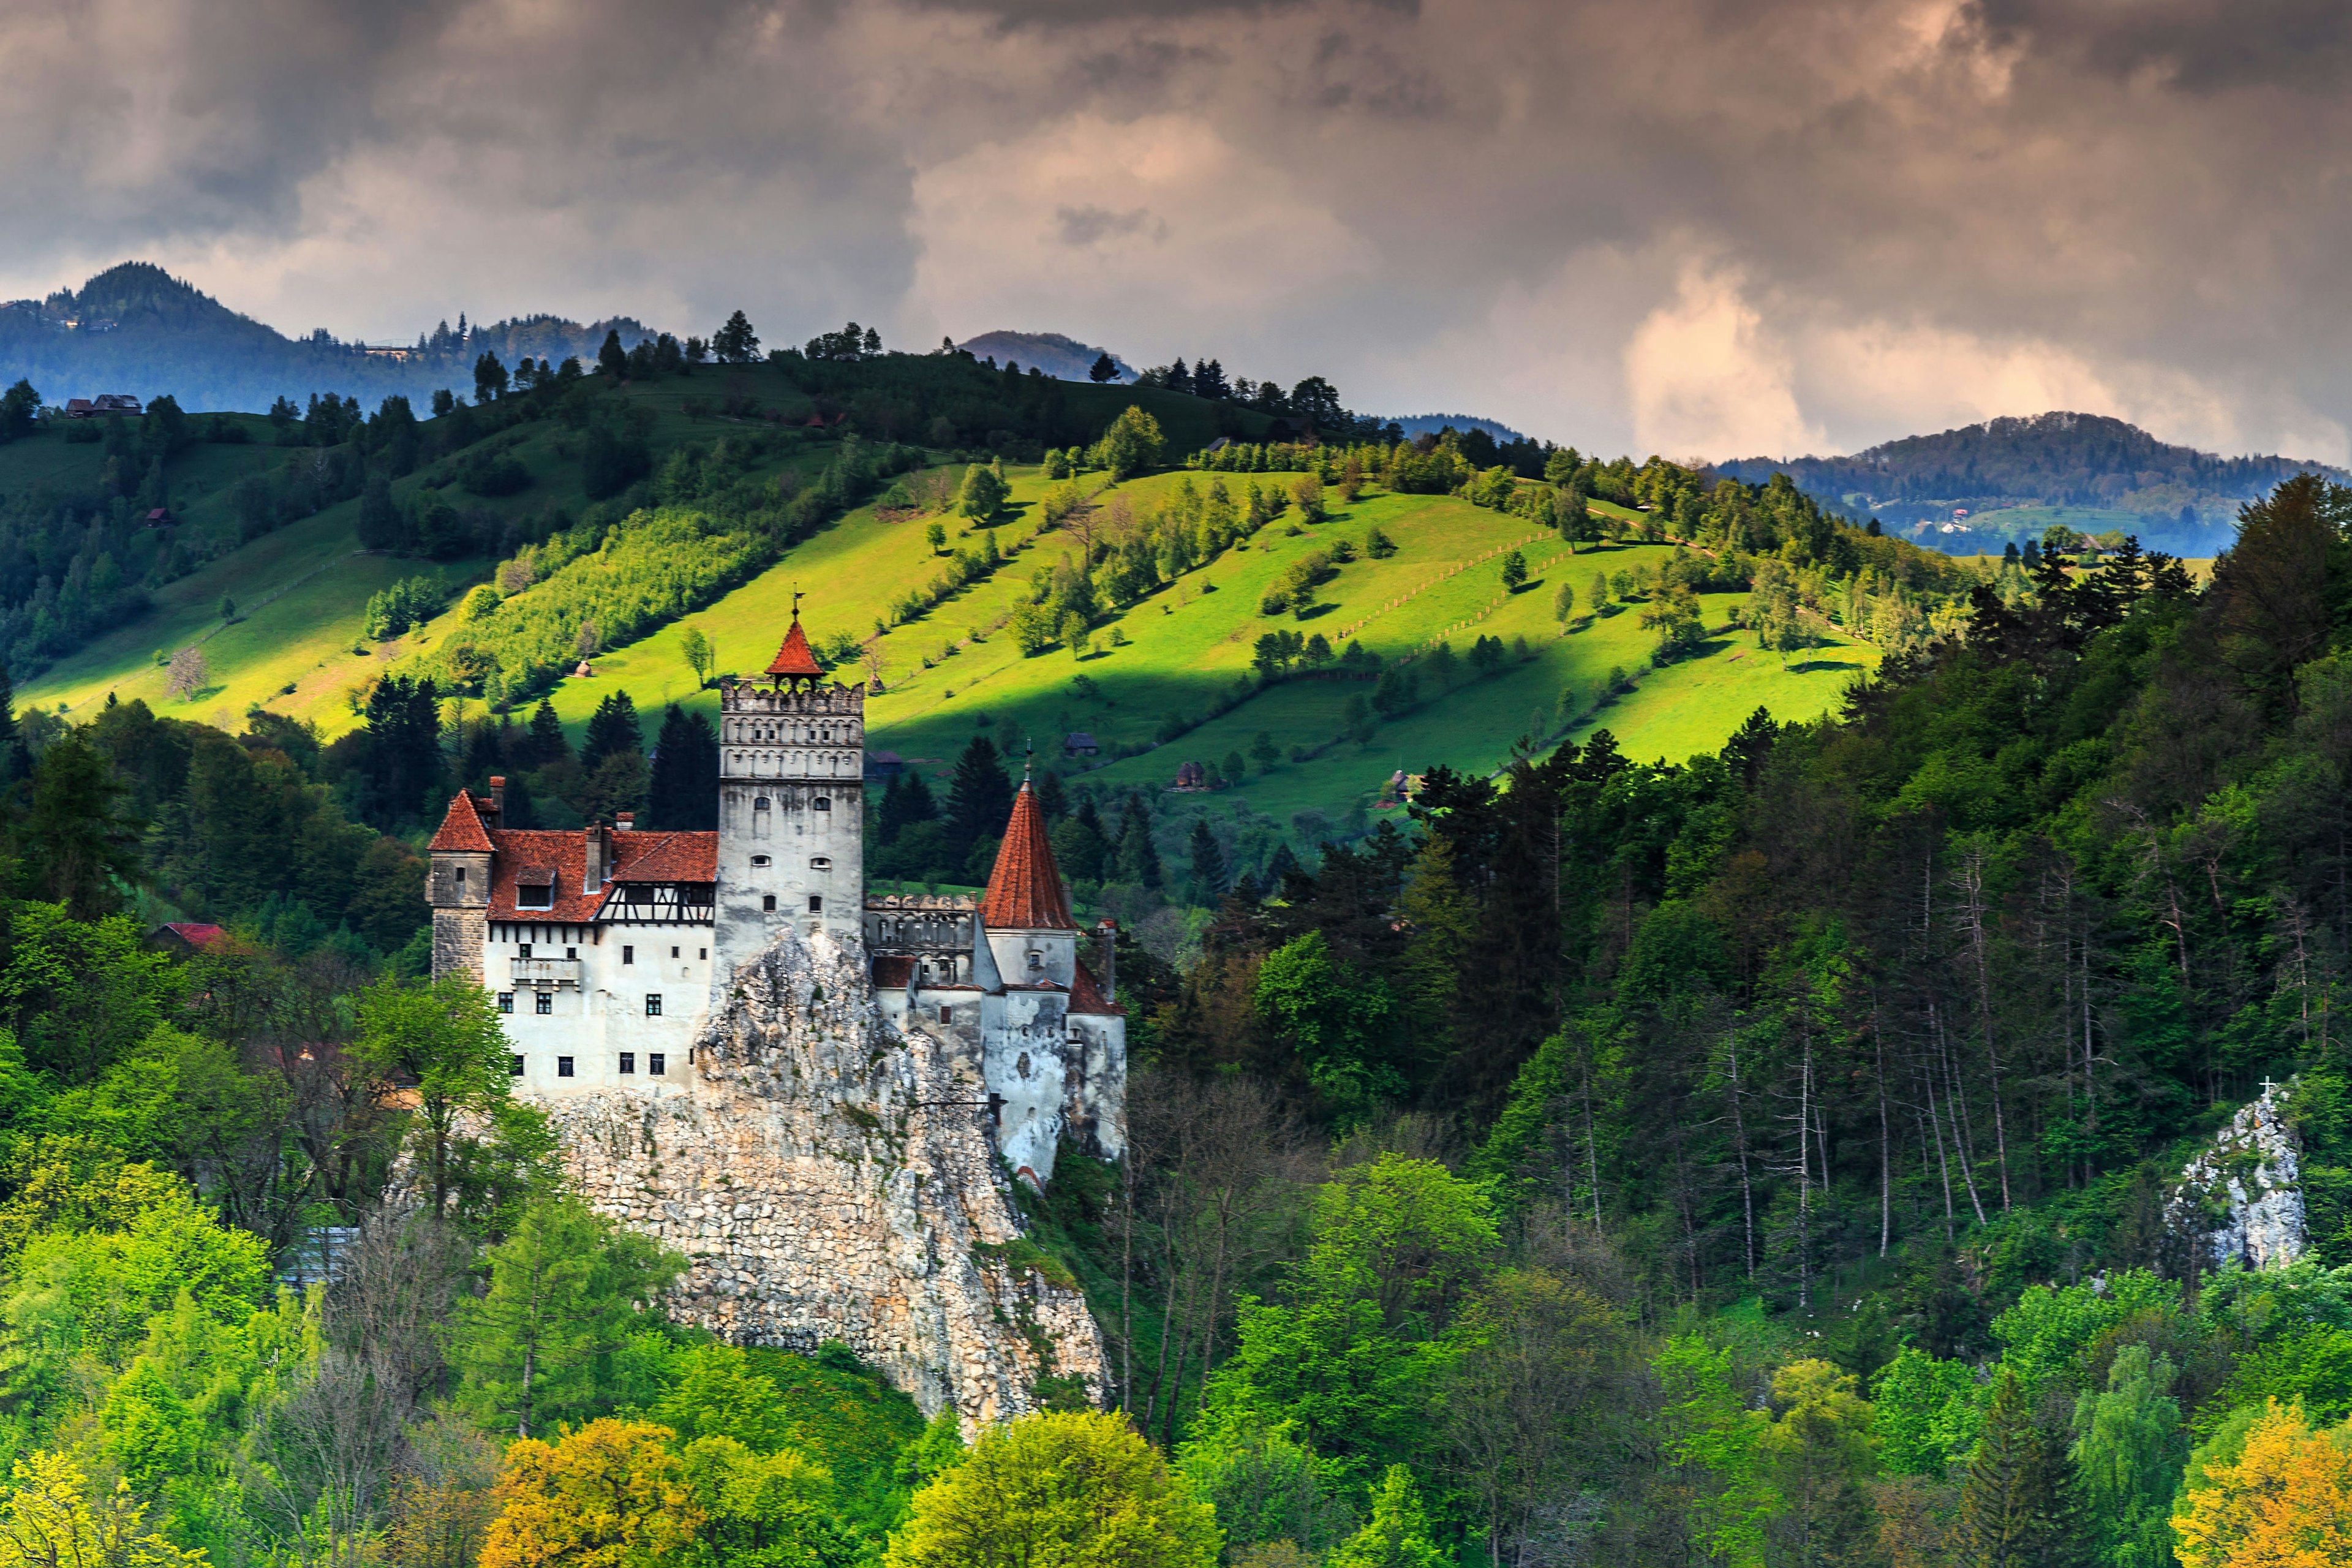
[510,469,1877,833]
[11,372,1900,841]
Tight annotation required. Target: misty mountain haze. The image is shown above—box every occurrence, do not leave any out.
[0,262,657,414]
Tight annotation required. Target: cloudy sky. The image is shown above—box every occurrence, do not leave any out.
[4,0,2346,461]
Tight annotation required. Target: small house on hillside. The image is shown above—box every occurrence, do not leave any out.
[864,750,905,782]
[1173,761,1208,791]
[144,507,176,528]
[150,922,228,955]
[67,393,142,418]
[1064,731,1099,758]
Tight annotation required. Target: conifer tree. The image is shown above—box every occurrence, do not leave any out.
[944,735,1014,867]
[1116,797,1162,889]
[1186,818,1227,905]
[579,692,643,777]
[0,660,26,786]
[1961,1371,2088,1568]
[878,769,940,847]
[712,311,761,364]
[527,698,570,768]
[644,704,719,831]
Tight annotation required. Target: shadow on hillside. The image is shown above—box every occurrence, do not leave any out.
[1789,659,1863,674]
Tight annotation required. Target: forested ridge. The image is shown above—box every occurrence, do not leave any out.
[0,444,2350,1562]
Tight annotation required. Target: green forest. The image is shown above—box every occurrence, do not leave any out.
[4,313,2352,1566]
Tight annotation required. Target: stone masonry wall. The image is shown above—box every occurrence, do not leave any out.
[537,922,1109,1429]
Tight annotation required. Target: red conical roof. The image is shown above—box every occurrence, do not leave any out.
[428,789,494,852]
[981,779,1076,930]
[766,615,823,678]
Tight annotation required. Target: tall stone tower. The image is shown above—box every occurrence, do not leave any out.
[710,608,865,990]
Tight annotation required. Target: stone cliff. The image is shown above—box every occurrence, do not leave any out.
[2169,1081,2307,1274]
[536,923,1110,1428]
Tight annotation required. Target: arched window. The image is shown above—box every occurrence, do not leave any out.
[753,796,771,810]
[813,797,831,811]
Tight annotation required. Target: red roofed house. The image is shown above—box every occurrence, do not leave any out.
[426,608,1125,1183]
[151,921,229,955]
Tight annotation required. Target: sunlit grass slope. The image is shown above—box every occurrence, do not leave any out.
[517,468,1878,826]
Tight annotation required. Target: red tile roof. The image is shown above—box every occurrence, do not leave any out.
[980,779,1074,930]
[610,831,718,883]
[158,921,228,949]
[1070,959,1122,1016]
[481,828,717,921]
[428,790,495,853]
[766,616,823,677]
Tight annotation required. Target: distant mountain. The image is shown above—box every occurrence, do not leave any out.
[0,262,658,413]
[1381,412,1530,443]
[1714,411,2345,556]
[956,331,1134,383]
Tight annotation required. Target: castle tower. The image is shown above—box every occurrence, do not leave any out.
[978,761,1079,989]
[424,784,496,981]
[712,607,865,984]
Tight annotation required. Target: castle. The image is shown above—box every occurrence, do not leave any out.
[424,611,1126,1184]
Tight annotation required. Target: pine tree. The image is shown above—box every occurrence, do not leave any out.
[879,769,940,847]
[1088,352,1118,383]
[1186,818,1227,906]
[580,692,643,776]
[527,699,570,768]
[713,311,760,365]
[1961,1371,2089,1568]
[597,330,628,379]
[945,736,1014,867]
[1035,769,1068,822]
[644,705,720,831]
[1116,798,1162,889]
[0,660,26,786]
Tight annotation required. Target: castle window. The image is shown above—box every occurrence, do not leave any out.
[810,856,831,870]
[518,882,553,910]
[535,992,552,1015]
[622,945,634,965]
[699,948,707,960]
[510,1054,525,1076]
[649,1053,666,1076]
[518,943,531,957]
[498,992,513,1013]
[557,1056,575,1077]
[809,895,823,913]
[454,867,466,885]
[671,945,680,959]
[619,1052,636,1074]
[813,797,831,810]
[763,895,777,911]
[754,796,771,810]
[1028,951,1043,970]
[750,854,771,867]
[646,995,663,1016]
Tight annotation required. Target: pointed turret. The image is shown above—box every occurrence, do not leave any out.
[427,788,494,852]
[764,615,823,679]
[981,774,1075,932]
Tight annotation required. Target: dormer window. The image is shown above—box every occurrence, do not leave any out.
[518,878,554,911]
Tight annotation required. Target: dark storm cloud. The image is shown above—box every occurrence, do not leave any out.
[1,0,2346,458]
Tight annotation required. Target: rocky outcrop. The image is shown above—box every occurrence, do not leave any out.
[538,923,1109,1430]
[2170,1081,2306,1273]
